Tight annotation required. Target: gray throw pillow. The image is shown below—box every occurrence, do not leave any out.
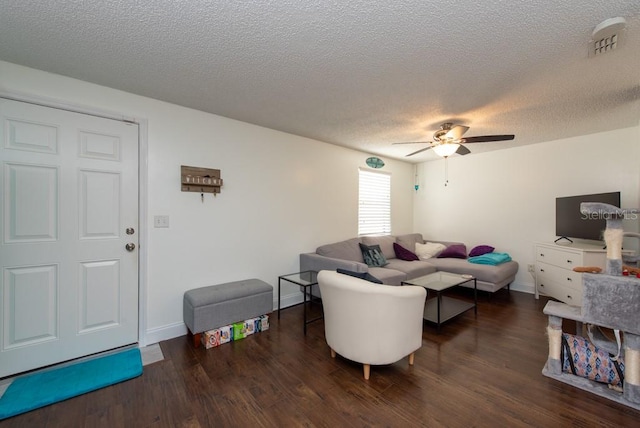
[359,243,388,267]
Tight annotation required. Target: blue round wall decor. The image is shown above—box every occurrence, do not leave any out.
[366,157,385,169]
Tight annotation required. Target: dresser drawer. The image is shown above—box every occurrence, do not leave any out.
[535,245,581,270]
[536,279,582,306]
[533,242,612,306]
[536,262,582,306]
[536,262,582,291]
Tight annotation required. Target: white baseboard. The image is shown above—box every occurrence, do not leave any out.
[143,322,187,346]
[510,281,535,295]
[275,292,304,311]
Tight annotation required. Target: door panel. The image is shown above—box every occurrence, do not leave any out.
[79,259,120,332]
[0,98,139,378]
[3,264,58,349]
[4,163,58,242]
[79,169,121,238]
[5,117,58,154]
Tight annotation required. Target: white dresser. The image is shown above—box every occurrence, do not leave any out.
[534,242,612,307]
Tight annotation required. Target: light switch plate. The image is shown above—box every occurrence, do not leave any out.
[154,215,170,228]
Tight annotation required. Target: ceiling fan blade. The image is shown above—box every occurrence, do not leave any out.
[462,134,515,143]
[392,141,430,145]
[444,125,469,140]
[406,146,433,157]
[456,145,471,155]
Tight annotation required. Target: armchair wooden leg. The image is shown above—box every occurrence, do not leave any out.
[330,348,336,358]
[408,352,415,365]
[363,364,370,380]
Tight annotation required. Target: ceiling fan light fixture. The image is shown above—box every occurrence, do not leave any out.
[432,143,459,157]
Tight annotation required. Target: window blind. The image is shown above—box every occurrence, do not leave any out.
[358,168,391,236]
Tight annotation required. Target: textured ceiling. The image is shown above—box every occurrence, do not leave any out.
[1,1,639,162]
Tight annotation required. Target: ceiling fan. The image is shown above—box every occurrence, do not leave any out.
[393,123,515,157]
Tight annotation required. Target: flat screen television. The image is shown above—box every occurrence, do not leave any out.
[555,191,621,242]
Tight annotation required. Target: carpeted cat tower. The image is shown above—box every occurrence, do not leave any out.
[542,202,640,410]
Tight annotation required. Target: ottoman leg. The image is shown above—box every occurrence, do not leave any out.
[192,332,202,348]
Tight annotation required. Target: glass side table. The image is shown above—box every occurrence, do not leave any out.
[278,271,320,334]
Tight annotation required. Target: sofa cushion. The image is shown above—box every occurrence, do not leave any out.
[426,258,518,285]
[366,266,407,286]
[437,244,467,259]
[361,235,396,260]
[337,268,383,284]
[415,242,446,260]
[395,233,424,253]
[393,242,419,261]
[317,238,364,262]
[469,245,495,257]
[385,259,437,279]
[359,243,389,267]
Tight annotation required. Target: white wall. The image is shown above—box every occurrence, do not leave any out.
[5,59,637,342]
[0,61,415,343]
[414,126,640,293]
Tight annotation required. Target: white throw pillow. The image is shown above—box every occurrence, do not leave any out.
[415,242,446,260]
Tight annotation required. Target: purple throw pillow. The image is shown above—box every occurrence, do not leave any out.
[437,244,467,259]
[469,245,495,257]
[393,242,419,261]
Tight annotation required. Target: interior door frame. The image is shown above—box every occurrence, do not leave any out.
[0,90,150,347]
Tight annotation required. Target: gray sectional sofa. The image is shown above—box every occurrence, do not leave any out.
[299,233,519,293]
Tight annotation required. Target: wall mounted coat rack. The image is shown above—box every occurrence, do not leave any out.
[181,165,223,196]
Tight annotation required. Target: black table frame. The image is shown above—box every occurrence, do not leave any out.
[278,270,321,334]
[402,275,477,333]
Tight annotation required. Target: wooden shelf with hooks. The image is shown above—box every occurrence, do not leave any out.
[181,165,223,194]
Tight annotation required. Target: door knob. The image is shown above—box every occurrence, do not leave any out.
[126,227,135,235]
[125,243,136,252]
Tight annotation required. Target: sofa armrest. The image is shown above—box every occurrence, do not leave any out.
[300,253,368,273]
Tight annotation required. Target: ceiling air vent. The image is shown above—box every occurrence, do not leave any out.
[589,17,626,57]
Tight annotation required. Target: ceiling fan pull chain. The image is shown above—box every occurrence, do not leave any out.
[444,157,449,186]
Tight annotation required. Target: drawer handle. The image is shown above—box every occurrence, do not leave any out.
[540,284,545,287]
[567,260,573,264]
[567,295,572,299]
[540,268,545,272]
[567,277,572,281]
[540,253,545,257]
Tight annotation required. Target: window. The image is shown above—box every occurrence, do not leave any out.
[358,168,391,236]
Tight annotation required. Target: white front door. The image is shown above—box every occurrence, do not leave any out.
[0,98,139,378]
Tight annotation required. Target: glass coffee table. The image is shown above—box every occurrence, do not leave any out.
[401,272,477,332]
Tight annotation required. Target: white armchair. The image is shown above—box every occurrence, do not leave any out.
[317,270,427,380]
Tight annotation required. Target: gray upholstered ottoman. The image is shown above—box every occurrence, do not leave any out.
[183,278,273,347]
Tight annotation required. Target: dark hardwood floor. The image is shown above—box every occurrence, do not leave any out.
[3,289,640,427]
